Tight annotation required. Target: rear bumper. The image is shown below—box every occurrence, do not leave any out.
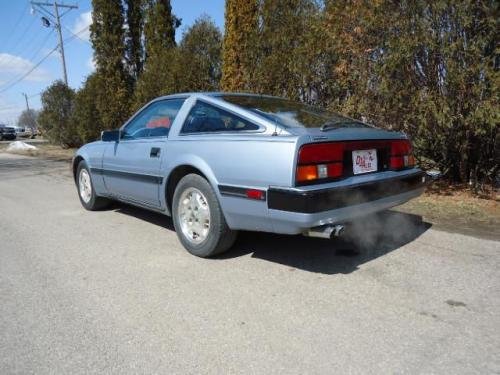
[268,171,426,213]
[267,170,426,234]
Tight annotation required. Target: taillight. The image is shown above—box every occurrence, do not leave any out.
[390,139,415,169]
[296,143,344,183]
[296,139,416,185]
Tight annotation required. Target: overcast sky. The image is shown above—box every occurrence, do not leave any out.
[0,0,225,124]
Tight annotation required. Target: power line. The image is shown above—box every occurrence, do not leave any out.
[0,16,39,70]
[29,92,43,99]
[61,23,91,46]
[26,28,55,63]
[0,25,89,94]
[63,24,90,44]
[3,2,31,51]
[9,16,38,55]
[1,6,53,70]
[0,45,59,94]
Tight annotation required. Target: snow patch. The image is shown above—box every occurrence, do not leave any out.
[7,141,37,152]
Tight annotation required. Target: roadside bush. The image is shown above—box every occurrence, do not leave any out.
[38,81,81,148]
[319,0,499,188]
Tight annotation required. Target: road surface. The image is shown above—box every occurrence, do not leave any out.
[0,153,499,374]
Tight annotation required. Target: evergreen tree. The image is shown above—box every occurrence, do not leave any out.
[322,0,382,113]
[133,48,179,107]
[73,73,103,143]
[143,0,178,61]
[220,0,258,92]
[134,0,180,107]
[124,0,145,81]
[174,15,222,92]
[90,0,131,129]
[253,0,320,99]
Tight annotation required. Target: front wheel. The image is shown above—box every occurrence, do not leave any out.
[76,161,110,211]
[172,174,237,257]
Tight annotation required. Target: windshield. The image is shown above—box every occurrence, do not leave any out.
[219,95,370,129]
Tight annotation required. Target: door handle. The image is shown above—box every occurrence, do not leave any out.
[150,147,161,158]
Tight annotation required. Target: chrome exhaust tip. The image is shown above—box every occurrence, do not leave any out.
[332,225,344,237]
[304,225,345,239]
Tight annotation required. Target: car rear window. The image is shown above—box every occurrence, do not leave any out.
[219,95,370,129]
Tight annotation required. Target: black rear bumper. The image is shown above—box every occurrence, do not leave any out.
[268,171,426,213]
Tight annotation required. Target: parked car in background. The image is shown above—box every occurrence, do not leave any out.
[0,124,17,140]
[13,126,33,138]
[73,93,427,257]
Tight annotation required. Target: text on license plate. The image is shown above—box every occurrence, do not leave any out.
[352,149,377,175]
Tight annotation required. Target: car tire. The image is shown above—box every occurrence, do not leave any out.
[76,160,110,211]
[172,173,237,258]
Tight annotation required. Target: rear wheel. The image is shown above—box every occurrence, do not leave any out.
[172,174,237,257]
[76,161,110,210]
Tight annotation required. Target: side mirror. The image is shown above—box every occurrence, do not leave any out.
[101,129,120,142]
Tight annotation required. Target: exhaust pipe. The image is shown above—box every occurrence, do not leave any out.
[304,225,344,239]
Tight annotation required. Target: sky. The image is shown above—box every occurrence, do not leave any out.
[0,0,225,125]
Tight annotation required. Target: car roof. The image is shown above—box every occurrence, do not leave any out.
[154,92,285,101]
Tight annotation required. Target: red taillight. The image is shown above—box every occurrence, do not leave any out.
[296,139,416,184]
[297,143,344,183]
[391,139,411,156]
[390,140,415,169]
[298,143,344,164]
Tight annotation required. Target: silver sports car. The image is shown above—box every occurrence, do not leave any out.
[73,93,426,257]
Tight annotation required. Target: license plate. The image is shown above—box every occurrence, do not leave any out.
[352,149,377,175]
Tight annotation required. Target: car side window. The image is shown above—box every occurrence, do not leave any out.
[181,101,259,134]
[122,99,185,140]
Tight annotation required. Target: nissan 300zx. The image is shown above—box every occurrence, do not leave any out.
[73,93,427,257]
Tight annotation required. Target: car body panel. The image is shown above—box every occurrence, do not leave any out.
[74,93,425,235]
[101,138,166,207]
[77,142,107,195]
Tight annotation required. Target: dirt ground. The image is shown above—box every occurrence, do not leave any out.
[397,190,499,241]
[1,142,498,240]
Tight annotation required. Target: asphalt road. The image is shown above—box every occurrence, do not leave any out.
[1,153,499,374]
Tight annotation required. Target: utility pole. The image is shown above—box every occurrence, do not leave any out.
[22,93,30,112]
[30,1,78,86]
[21,93,38,132]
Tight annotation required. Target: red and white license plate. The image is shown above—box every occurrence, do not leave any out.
[352,149,377,175]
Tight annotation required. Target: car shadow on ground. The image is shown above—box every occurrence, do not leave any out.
[113,205,431,275]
